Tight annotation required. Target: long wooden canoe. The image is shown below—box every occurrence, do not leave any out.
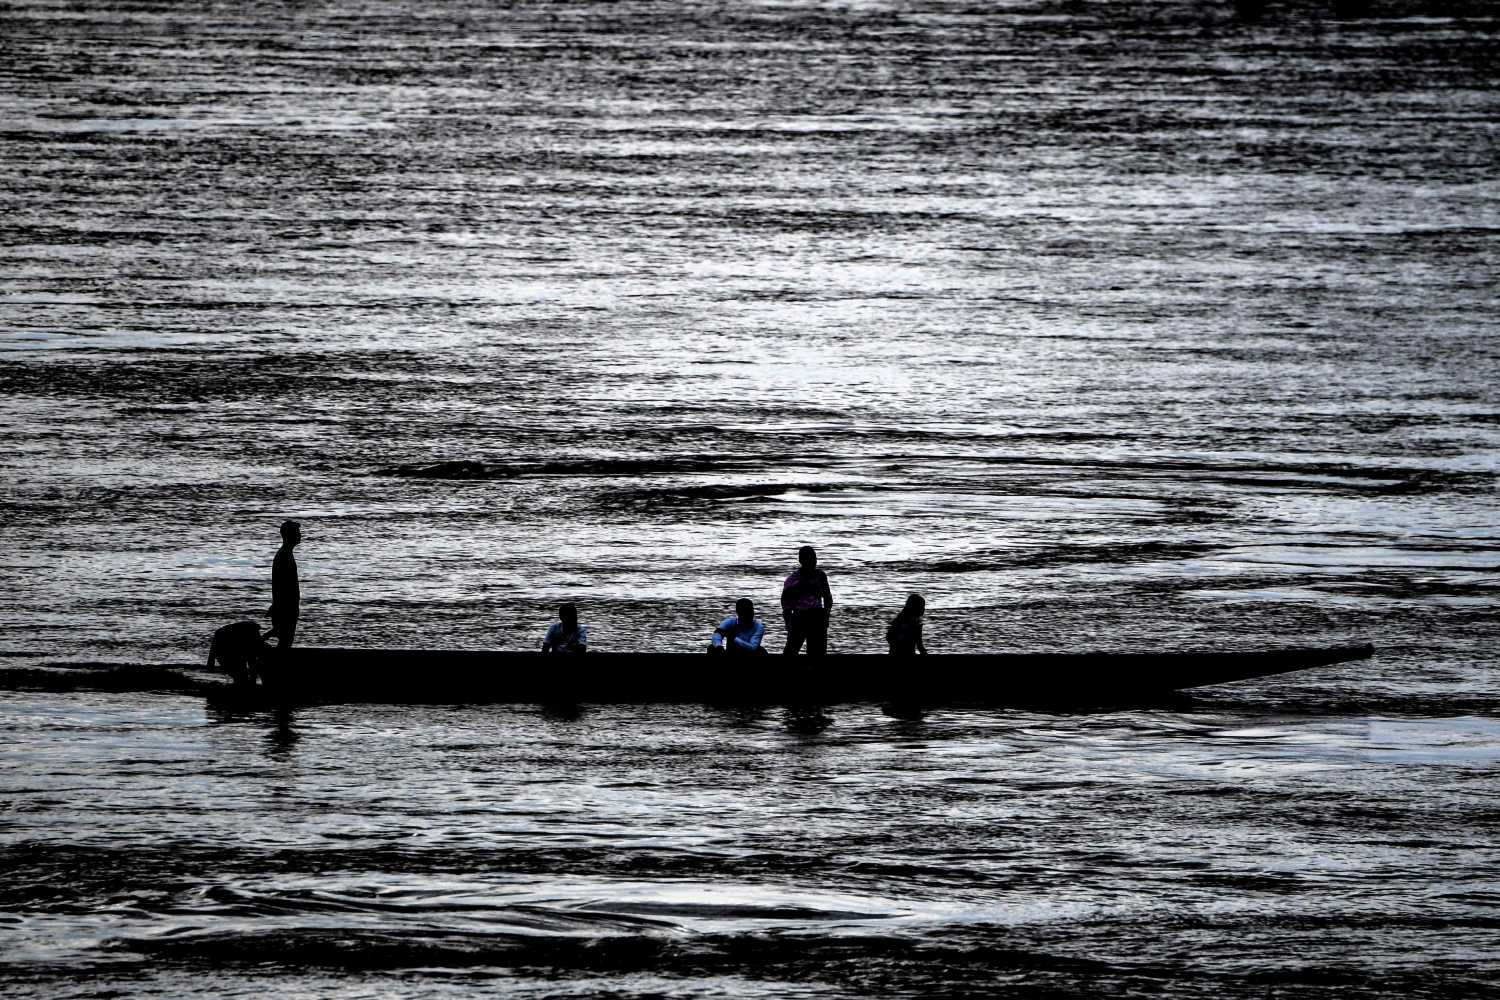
[209,643,1375,708]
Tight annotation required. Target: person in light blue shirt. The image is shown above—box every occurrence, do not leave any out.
[709,598,766,654]
[541,602,588,653]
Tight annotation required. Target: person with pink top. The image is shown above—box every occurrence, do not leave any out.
[780,545,834,655]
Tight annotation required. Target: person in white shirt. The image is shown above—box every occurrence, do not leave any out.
[709,598,766,654]
[541,602,588,653]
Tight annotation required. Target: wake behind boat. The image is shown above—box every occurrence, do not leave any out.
[207,643,1375,709]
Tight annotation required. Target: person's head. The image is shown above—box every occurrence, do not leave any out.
[559,602,578,627]
[280,520,301,546]
[736,598,755,623]
[902,593,926,619]
[798,545,817,570]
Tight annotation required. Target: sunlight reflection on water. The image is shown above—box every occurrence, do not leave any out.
[3,0,1499,995]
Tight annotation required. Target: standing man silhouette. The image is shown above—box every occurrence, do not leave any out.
[267,520,301,648]
[781,545,833,655]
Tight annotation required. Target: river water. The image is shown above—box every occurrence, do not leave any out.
[2,1,1498,996]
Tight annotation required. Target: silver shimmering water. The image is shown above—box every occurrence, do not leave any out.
[2,2,1498,996]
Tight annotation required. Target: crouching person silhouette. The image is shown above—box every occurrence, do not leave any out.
[208,620,272,687]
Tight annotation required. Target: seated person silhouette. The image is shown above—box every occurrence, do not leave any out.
[886,593,929,655]
[709,598,767,654]
[541,602,588,653]
[208,620,272,686]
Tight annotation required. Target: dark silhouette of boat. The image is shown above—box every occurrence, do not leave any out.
[207,643,1374,709]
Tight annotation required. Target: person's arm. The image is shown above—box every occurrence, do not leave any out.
[820,571,833,613]
[541,624,555,653]
[710,616,732,649]
[732,619,765,651]
[576,625,588,653]
[780,575,796,616]
[916,622,927,656]
[269,549,284,617]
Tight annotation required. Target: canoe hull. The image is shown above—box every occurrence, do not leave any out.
[213,644,1376,707]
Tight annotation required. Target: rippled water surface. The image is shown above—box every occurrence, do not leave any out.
[2,0,1498,995]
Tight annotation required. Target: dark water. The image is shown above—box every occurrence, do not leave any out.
[2,1,1498,995]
